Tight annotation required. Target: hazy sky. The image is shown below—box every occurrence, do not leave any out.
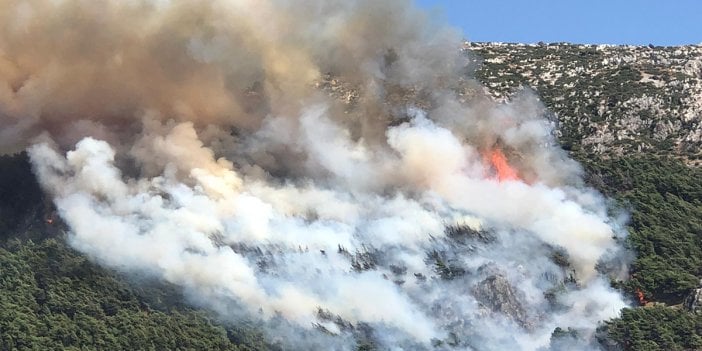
[415,0,701,46]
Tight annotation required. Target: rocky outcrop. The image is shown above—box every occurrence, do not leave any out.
[317,42,702,166]
[467,42,702,166]
[473,274,530,328]
[684,284,702,313]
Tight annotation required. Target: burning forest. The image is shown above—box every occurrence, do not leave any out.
[0,0,631,350]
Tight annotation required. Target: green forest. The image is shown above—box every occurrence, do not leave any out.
[578,154,702,350]
[0,153,270,351]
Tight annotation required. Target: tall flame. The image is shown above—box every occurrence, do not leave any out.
[485,148,520,182]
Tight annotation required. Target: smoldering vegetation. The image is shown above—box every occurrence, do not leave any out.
[0,0,629,349]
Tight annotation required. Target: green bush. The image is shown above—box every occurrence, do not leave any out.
[599,306,702,351]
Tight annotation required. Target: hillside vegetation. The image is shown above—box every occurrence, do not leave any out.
[0,43,701,350]
[0,153,269,351]
[469,42,702,351]
[468,42,702,165]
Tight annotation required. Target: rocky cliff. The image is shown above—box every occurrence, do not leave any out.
[467,42,702,165]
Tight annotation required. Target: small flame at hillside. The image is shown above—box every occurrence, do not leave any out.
[636,288,649,306]
[2,0,629,350]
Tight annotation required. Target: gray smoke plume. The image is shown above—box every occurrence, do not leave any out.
[2,0,629,349]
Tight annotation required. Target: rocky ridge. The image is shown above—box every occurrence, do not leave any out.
[467,42,702,165]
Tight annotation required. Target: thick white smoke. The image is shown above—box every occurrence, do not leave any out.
[3,0,629,349]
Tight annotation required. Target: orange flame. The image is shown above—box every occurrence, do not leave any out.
[46,218,54,225]
[635,288,648,305]
[484,148,520,182]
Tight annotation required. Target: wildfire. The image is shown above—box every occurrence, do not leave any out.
[635,288,648,305]
[45,218,54,225]
[484,148,520,182]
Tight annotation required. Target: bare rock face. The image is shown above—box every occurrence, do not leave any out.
[467,42,702,166]
[684,285,702,313]
[473,274,530,328]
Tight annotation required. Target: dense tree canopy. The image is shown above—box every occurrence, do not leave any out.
[0,154,268,351]
[579,155,702,304]
[576,154,702,350]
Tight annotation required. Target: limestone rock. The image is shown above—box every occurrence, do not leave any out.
[473,274,530,328]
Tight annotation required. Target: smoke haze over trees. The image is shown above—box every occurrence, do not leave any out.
[0,1,700,350]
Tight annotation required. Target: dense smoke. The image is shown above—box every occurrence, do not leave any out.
[2,0,629,349]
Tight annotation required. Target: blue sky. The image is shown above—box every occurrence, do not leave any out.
[415,0,701,46]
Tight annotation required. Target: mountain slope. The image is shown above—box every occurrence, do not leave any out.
[0,153,269,351]
[468,42,702,165]
[468,42,702,350]
[0,42,701,350]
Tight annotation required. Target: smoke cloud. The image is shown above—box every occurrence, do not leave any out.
[2,0,629,349]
